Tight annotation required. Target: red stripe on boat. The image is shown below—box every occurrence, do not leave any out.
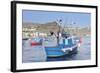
[31,42,42,46]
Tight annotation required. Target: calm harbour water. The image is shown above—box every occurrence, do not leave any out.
[22,36,91,63]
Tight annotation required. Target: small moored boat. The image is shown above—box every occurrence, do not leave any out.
[30,37,42,46]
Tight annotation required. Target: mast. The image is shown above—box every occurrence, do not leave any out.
[56,19,62,45]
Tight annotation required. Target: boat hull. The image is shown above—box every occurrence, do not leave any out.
[31,42,42,46]
[45,44,78,58]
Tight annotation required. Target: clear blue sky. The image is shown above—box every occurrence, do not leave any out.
[22,10,91,27]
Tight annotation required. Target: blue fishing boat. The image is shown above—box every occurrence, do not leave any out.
[44,33,81,57]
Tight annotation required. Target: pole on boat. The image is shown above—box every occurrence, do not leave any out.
[56,19,63,45]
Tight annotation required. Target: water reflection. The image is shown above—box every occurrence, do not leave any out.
[22,36,91,63]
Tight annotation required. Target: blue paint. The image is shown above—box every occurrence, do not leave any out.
[45,38,77,57]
